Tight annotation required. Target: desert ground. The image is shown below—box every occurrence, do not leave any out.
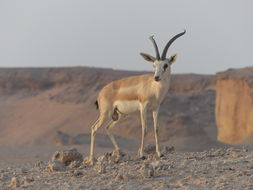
[2,145,253,190]
[1,67,253,189]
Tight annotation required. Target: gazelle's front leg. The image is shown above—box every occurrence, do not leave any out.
[139,105,147,159]
[153,109,162,157]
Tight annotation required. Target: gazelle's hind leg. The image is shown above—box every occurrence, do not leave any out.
[105,110,123,151]
[89,115,109,165]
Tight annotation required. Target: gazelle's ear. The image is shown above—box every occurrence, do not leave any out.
[140,53,156,62]
[169,54,177,65]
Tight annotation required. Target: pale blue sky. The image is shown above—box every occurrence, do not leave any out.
[0,0,252,74]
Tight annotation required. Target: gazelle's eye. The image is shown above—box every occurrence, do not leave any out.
[163,64,168,70]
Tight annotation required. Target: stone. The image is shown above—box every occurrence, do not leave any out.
[47,160,66,172]
[34,160,47,170]
[97,150,131,164]
[52,148,83,166]
[0,173,9,181]
[162,146,175,154]
[9,177,20,188]
[150,160,170,171]
[115,173,124,181]
[139,163,154,178]
[94,162,106,174]
[71,170,83,177]
[216,67,253,144]
[22,176,34,186]
[19,167,28,174]
[147,155,156,161]
[114,170,129,181]
[69,160,82,168]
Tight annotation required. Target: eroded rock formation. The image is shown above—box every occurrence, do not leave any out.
[216,67,253,144]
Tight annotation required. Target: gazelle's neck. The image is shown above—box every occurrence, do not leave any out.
[153,69,172,104]
[160,68,171,87]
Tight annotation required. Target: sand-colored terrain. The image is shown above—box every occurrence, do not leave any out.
[216,67,253,144]
[1,66,253,189]
[1,146,253,190]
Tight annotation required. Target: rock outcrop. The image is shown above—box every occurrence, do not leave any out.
[52,148,83,167]
[216,67,253,144]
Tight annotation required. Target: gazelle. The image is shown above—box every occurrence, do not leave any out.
[89,30,186,164]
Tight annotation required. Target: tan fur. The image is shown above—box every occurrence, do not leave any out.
[89,68,172,164]
[99,74,154,103]
[88,34,183,164]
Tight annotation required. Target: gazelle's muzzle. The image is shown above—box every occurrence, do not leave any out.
[154,76,161,81]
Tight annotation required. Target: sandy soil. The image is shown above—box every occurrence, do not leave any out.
[1,145,253,190]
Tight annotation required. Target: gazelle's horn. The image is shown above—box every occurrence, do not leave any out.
[161,30,186,60]
[149,35,160,60]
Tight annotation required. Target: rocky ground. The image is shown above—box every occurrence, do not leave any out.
[1,146,253,190]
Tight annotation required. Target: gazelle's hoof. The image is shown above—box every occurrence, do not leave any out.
[140,156,146,160]
[156,151,164,158]
[83,156,96,165]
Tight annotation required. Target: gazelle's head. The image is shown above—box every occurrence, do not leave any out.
[140,30,186,82]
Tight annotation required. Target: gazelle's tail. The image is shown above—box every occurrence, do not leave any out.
[94,100,99,110]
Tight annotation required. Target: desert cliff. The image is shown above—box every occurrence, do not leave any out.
[216,67,253,144]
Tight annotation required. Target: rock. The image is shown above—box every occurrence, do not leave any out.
[139,163,154,178]
[142,144,175,157]
[22,176,34,185]
[150,160,162,170]
[111,150,130,163]
[9,177,20,188]
[69,160,82,168]
[115,173,124,181]
[95,162,106,174]
[147,155,156,161]
[71,170,83,177]
[0,173,9,181]
[150,160,170,171]
[114,169,129,181]
[52,148,83,166]
[99,163,107,174]
[216,67,253,144]
[19,167,28,174]
[97,150,131,164]
[97,154,108,163]
[47,160,66,172]
[162,146,175,154]
[34,160,47,170]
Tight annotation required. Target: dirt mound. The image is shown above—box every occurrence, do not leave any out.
[52,148,83,166]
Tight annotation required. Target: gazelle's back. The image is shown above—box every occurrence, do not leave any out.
[97,74,155,114]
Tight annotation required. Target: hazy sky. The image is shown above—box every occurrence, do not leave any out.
[0,0,253,74]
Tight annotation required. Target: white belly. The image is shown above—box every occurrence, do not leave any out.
[114,100,140,115]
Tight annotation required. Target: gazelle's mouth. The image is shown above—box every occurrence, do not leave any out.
[154,77,161,82]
